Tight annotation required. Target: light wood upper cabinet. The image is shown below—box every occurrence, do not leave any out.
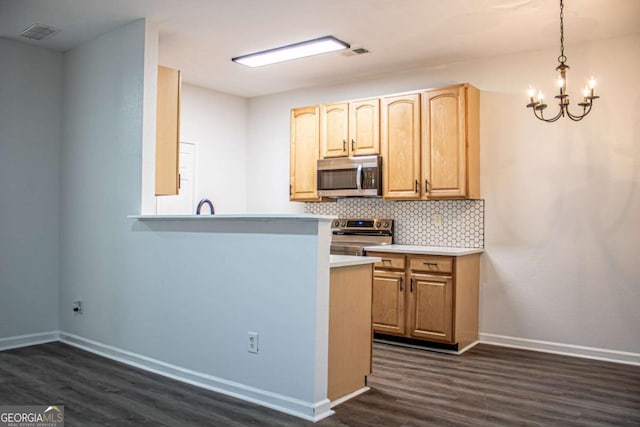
[290,106,322,201]
[320,98,380,158]
[350,98,380,156]
[421,84,480,199]
[381,93,421,200]
[155,65,181,196]
[321,102,349,158]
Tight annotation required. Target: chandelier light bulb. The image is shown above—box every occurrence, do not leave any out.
[537,91,544,101]
[589,77,597,89]
[528,86,536,98]
[557,76,565,88]
[583,86,590,98]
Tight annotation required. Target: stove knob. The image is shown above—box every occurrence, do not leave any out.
[383,222,389,228]
[340,221,347,227]
[375,222,381,228]
[333,220,340,227]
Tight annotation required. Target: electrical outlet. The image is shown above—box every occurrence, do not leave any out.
[434,213,443,226]
[72,300,83,314]
[248,332,259,354]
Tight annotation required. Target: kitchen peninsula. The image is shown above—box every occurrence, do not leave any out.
[129,214,378,421]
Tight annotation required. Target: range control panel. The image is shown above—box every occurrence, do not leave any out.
[331,218,394,233]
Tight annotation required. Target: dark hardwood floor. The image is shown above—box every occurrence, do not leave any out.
[1,341,638,426]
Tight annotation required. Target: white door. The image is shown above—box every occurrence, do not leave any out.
[156,142,196,214]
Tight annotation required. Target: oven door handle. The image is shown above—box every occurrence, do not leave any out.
[356,164,363,192]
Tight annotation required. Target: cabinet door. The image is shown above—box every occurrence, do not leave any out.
[381,93,421,199]
[407,273,454,343]
[421,86,466,198]
[290,106,321,201]
[372,270,406,335]
[321,103,349,158]
[155,65,181,196]
[350,98,380,156]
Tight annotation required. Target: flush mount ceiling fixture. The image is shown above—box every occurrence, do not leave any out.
[526,0,600,122]
[232,36,350,67]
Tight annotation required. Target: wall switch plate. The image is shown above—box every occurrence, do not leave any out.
[248,332,259,354]
[434,213,443,226]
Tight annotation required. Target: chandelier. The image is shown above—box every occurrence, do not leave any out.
[526,0,599,122]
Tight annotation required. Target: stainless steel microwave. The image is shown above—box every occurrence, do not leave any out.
[317,155,382,197]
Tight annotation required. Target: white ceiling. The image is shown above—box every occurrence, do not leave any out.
[1,0,638,98]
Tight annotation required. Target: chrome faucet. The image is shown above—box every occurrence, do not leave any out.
[196,198,215,215]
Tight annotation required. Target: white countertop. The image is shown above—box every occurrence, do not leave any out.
[363,245,484,256]
[129,214,335,222]
[330,255,381,268]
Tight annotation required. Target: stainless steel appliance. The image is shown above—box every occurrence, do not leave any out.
[317,155,382,197]
[330,218,393,256]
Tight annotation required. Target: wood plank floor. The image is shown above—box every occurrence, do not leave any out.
[1,341,638,426]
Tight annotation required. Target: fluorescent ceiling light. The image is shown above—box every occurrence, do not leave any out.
[232,36,350,67]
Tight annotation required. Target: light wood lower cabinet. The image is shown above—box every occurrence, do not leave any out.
[372,270,405,335]
[328,263,373,401]
[407,273,453,342]
[367,251,480,350]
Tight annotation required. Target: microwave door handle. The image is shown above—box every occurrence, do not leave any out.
[356,164,363,191]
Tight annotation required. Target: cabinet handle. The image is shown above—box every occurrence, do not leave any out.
[399,277,403,291]
[382,258,392,263]
[410,278,414,293]
[343,139,346,151]
[425,179,430,193]
[351,139,355,151]
[415,180,419,193]
[289,184,292,196]
[423,262,438,266]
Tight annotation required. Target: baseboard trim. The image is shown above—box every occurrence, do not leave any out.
[0,331,60,351]
[330,387,370,408]
[479,333,640,366]
[58,332,333,422]
[457,340,479,355]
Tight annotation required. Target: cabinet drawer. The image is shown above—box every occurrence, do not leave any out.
[409,256,453,274]
[366,252,406,270]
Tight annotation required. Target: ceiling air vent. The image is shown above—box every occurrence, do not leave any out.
[19,23,60,41]
[341,47,370,57]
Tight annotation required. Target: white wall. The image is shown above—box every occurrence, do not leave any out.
[58,20,332,419]
[179,83,248,213]
[0,39,62,339]
[247,34,640,355]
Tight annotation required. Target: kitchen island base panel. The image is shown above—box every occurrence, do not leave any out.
[328,263,373,402]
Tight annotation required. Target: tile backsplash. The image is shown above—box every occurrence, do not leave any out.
[305,199,484,248]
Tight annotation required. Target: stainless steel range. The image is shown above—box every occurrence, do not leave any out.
[330,218,394,256]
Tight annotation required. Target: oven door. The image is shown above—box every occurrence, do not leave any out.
[330,245,364,256]
[317,156,381,197]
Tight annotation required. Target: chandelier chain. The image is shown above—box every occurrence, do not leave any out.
[558,0,566,64]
